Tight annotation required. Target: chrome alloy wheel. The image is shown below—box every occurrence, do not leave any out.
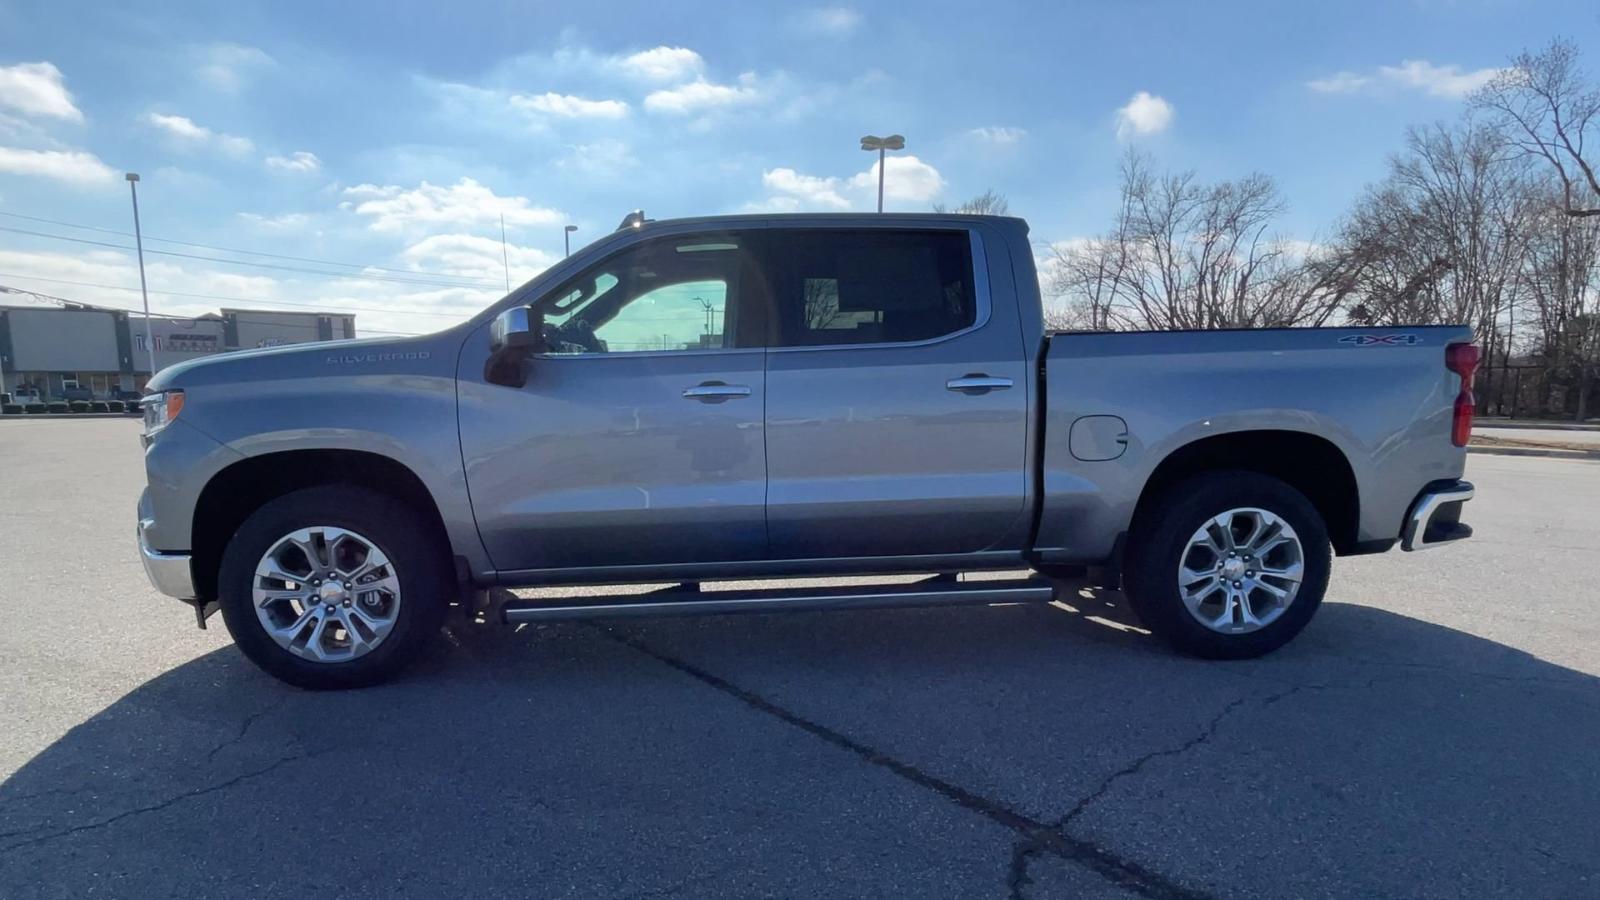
[1177,508,1304,634]
[252,526,402,663]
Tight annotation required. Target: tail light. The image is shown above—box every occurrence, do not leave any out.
[1445,342,1480,447]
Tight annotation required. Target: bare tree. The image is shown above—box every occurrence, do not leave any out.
[1335,122,1536,359]
[1520,179,1600,417]
[934,190,1010,215]
[1472,38,1600,218]
[1047,153,1350,331]
[804,278,846,330]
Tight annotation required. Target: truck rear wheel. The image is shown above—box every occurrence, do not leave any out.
[1122,471,1331,659]
[217,485,450,689]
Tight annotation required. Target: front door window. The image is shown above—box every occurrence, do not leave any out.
[534,235,764,354]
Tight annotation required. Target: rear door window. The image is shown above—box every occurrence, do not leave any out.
[769,229,976,347]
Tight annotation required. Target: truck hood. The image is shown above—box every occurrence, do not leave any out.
[146,334,435,392]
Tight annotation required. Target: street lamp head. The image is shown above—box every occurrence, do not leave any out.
[124,172,140,183]
[564,225,578,233]
[860,134,905,151]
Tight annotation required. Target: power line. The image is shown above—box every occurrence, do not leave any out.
[0,284,423,336]
[0,224,502,290]
[0,271,474,319]
[0,209,505,285]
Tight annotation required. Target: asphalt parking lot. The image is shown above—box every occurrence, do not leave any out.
[2,418,1598,899]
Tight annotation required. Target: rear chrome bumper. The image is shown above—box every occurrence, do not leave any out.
[1401,480,1475,551]
[138,517,197,599]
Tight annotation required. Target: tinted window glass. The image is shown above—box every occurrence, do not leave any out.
[773,230,976,346]
[532,235,763,354]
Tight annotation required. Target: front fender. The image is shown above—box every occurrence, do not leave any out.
[173,337,491,578]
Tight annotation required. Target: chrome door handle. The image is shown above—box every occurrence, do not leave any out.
[945,375,1014,395]
[683,382,753,402]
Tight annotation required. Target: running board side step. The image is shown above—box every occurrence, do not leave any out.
[500,576,1057,624]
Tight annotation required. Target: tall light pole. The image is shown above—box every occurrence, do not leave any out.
[499,213,511,292]
[859,134,905,213]
[564,224,578,257]
[125,173,157,380]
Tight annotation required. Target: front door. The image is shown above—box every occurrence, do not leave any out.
[457,231,772,573]
[762,227,1030,559]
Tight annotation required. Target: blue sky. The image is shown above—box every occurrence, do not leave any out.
[0,0,1591,336]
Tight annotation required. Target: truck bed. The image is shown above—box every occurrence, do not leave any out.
[1034,325,1473,562]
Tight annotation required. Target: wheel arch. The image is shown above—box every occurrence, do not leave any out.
[190,449,454,602]
[1131,429,1360,556]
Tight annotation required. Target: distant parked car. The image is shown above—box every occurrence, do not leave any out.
[62,386,94,402]
[12,386,42,405]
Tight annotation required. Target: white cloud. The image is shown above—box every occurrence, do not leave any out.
[849,154,945,202]
[510,92,629,119]
[196,43,274,94]
[752,154,945,211]
[967,126,1026,145]
[237,212,310,230]
[265,150,321,173]
[401,233,560,284]
[760,168,852,210]
[1308,60,1501,98]
[1376,60,1500,98]
[342,177,563,233]
[0,147,115,184]
[1115,91,1174,139]
[617,46,705,82]
[0,111,54,143]
[1306,71,1371,94]
[644,75,761,115]
[0,62,82,122]
[556,138,639,176]
[791,7,862,36]
[146,113,254,155]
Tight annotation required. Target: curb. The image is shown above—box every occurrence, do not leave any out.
[1469,445,1600,460]
[1477,420,1600,433]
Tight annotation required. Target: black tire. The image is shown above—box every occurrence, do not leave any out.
[1122,471,1331,660]
[218,485,451,689]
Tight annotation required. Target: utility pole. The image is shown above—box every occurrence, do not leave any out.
[125,173,157,380]
[859,135,905,213]
[499,213,511,292]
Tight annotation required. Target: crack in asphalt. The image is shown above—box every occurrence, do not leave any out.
[1054,696,1250,832]
[0,754,308,854]
[0,699,295,845]
[1006,839,1040,900]
[205,698,289,764]
[604,627,1218,900]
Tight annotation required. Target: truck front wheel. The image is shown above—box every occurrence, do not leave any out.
[1122,471,1331,659]
[217,485,450,689]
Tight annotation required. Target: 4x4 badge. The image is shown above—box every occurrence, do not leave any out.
[1339,334,1422,346]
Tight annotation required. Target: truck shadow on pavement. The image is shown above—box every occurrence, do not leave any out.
[3,596,1598,898]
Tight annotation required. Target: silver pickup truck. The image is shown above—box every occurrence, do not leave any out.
[136,213,1478,688]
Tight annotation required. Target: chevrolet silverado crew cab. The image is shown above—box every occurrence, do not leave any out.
[137,213,1478,689]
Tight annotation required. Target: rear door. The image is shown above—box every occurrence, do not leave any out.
[762,227,1030,559]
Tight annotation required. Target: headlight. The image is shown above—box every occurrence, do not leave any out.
[142,389,185,437]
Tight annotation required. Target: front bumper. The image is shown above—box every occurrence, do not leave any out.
[138,516,197,599]
[1401,480,1475,551]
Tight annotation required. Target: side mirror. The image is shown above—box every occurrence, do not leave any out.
[485,307,545,387]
